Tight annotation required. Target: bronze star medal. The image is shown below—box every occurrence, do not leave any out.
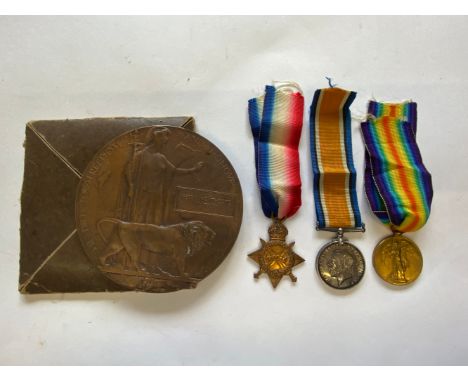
[248,219,304,288]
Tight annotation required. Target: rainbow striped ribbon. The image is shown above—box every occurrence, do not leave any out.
[310,87,362,229]
[248,84,304,219]
[361,101,433,232]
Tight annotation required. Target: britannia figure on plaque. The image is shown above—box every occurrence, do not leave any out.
[100,126,210,274]
[120,126,203,225]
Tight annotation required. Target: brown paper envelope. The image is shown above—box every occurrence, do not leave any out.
[20,116,195,294]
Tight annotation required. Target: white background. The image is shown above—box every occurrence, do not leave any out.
[1,16,467,365]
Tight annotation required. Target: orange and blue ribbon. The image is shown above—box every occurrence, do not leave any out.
[309,87,362,229]
[248,84,304,219]
[361,101,433,232]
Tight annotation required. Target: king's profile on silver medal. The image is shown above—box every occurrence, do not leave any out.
[316,228,365,290]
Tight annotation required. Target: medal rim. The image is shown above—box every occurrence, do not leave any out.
[316,240,366,290]
[372,233,423,286]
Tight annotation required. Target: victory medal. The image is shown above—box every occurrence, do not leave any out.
[361,101,433,286]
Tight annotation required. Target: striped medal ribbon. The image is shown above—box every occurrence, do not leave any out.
[310,87,365,290]
[247,82,305,288]
[361,100,433,286]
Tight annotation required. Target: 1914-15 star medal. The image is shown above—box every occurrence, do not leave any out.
[248,219,304,288]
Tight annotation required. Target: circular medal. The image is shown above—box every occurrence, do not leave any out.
[373,233,422,286]
[316,241,365,290]
[76,125,243,293]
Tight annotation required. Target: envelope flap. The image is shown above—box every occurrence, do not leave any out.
[20,126,80,288]
[22,231,124,293]
[30,117,194,174]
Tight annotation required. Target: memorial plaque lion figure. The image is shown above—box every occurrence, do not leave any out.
[98,219,216,276]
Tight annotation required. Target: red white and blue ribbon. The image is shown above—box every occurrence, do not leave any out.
[248,83,304,219]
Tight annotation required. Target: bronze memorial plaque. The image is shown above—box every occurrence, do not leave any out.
[76,125,243,293]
